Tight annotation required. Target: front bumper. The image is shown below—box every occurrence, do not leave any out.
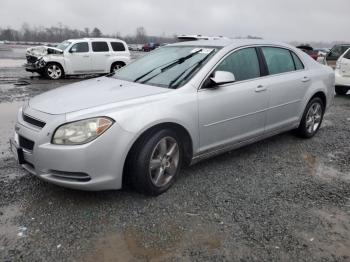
[335,70,350,87]
[12,106,135,191]
[25,62,45,73]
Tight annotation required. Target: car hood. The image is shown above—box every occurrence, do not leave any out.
[26,46,63,58]
[29,77,171,115]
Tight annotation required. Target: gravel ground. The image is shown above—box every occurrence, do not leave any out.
[0,46,350,262]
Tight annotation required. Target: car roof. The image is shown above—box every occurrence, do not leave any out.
[169,39,295,49]
[67,38,125,42]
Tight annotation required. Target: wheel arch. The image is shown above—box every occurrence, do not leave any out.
[110,61,126,71]
[45,61,65,76]
[309,91,327,108]
[122,122,194,185]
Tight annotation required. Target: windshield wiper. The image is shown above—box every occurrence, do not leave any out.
[168,49,216,88]
[134,49,203,84]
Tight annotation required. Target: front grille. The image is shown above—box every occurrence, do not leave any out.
[49,170,91,182]
[22,113,46,128]
[19,135,35,151]
[26,55,38,64]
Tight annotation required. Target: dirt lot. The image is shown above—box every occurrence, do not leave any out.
[0,46,349,262]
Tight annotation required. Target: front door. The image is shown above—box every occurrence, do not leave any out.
[66,42,91,74]
[198,47,269,152]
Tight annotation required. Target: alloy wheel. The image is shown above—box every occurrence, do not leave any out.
[47,64,62,79]
[113,64,123,72]
[305,102,322,134]
[149,136,180,187]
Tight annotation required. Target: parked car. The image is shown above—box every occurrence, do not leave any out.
[11,39,334,195]
[142,43,160,52]
[322,44,350,69]
[335,48,350,95]
[296,45,319,60]
[25,38,130,80]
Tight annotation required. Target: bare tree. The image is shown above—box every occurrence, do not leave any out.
[135,26,147,44]
[91,27,102,37]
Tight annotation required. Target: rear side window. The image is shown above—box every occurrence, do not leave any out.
[262,47,295,75]
[92,42,109,52]
[111,42,126,52]
[70,42,89,53]
[215,47,260,81]
[291,52,304,70]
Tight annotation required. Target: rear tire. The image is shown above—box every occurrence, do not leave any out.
[335,86,348,95]
[45,63,64,80]
[110,62,125,73]
[296,97,325,138]
[126,129,183,196]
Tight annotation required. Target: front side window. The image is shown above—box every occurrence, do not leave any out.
[262,47,295,75]
[113,46,219,88]
[111,42,126,52]
[70,42,89,53]
[328,46,346,59]
[215,47,261,81]
[92,42,109,52]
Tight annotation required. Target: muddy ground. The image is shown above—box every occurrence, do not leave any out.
[0,46,349,262]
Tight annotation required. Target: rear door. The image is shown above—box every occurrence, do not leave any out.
[260,47,309,132]
[197,47,269,152]
[91,41,111,73]
[66,42,91,74]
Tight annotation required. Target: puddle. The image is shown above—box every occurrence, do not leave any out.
[81,220,224,261]
[303,154,350,182]
[0,101,24,157]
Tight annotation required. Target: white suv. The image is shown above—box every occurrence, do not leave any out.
[335,48,350,95]
[25,38,131,80]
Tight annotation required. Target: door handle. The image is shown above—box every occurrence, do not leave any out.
[83,55,89,58]
[301,76,310,83]
[255,85,267,92]
[105,54,111,57]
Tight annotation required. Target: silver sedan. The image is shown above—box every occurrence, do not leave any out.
[11,39,334,195]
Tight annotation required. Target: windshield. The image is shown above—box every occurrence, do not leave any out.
[56,41,72,51]
[113,46,219,88]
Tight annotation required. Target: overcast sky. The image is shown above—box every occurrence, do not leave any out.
[1,0,349,42]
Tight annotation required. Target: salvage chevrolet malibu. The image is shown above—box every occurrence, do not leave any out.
[12,39,334,195]
[25,38,130,80]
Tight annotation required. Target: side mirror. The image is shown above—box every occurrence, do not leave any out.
[210,71,236,85]
[69,47,77,53]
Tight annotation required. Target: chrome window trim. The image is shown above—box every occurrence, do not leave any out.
[198,44,307,91]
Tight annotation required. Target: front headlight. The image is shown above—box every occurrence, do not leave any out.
[52,117,114,145]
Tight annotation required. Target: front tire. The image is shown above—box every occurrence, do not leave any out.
[45,63,64,80]
[335,86,348,95]
[296,97,325,138]
[127,129,183,196]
